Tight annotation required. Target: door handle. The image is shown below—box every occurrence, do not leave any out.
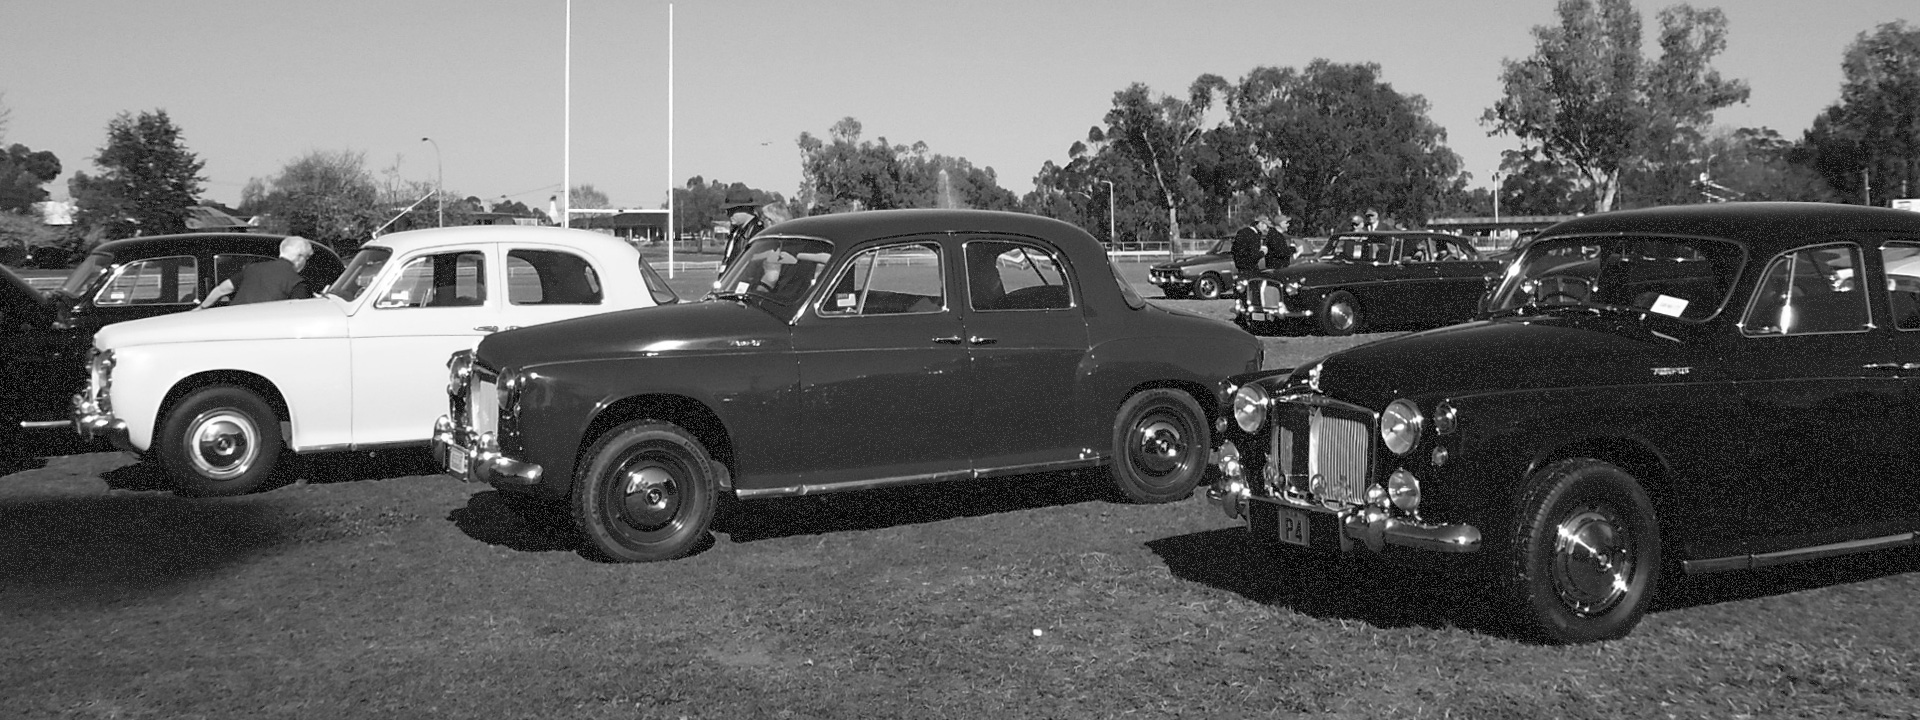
[968,336,997,345]
[1863,362,1920,371]
[932,335,963,344]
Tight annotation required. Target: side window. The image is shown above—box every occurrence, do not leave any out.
[817,243,943,317]
[1742,244,1867,336]
[507,249,602,305]
[213,254,274,288]
[966,240,1072,312]
[377,251,487,309]
[93,255,198,306]
[1884,242,1920,331]
[1402,239,1433,262]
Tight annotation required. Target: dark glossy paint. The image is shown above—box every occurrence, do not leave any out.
[474,209,1263,498]
[1238,231,1501,332]
[3,233,345,433]
[1148,239,1239,296]
[1221,202,1920,573]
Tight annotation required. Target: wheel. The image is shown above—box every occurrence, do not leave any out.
[1507,458,1661,643]
[159,385,284,497]
[1194,273,1224,300]
[1108,389,1209,504]
[1318,290,1361,335]
[572,421,718,562]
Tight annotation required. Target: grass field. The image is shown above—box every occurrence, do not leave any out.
[5,265,1919,718]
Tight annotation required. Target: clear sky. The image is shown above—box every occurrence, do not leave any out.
[1,0,1911,211]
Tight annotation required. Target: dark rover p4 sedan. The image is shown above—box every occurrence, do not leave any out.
[1208,202,1920,643]
[435,209,1263,562]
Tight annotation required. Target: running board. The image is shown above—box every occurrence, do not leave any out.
[1681,532,1916,575]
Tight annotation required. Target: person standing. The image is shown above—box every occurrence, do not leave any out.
[1232,215,1271,276]
[196,236,315,309]
[719,191,768,271]
[1263,213,1296,270]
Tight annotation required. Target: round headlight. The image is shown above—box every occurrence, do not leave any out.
[1380,399,1424,456]
[1232,383,1271,433]
[1387,468,1420,511]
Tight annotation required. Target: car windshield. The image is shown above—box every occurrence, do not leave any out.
[712,236,835,306]
[326,247,394,302]
[1208,238,1233,255]
[1486,235,1744,322]
[1317,235,1394,263]
[56,252,115,297]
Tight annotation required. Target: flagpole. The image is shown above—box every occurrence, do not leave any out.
[561,0,572,228]
[667,2,675,277]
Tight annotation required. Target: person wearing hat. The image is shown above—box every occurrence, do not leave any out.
[1262,213,1297,270]
[1232,214,1272,277]
[720,190,767,270]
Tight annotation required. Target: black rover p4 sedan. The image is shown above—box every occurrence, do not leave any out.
[1208,202,1920,643]
[434,209,1263,562]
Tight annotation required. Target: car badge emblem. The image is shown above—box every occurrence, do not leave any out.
[729,339,764,348]
[1652,367,1691,376]
[1306,363,1324,392]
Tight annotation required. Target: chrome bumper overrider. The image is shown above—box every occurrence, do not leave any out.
[1207,441,1480,554]
[431,415,543,486]
[70,393,133,451]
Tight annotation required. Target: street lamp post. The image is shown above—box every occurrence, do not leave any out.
[1491,171,1504,224]
[1096,179,1115,246]
[421,137,443,227]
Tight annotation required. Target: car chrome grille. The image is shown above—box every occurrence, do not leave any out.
[1269,399,1373,508]
[1259,281,1282,310]
[469,374,498,437]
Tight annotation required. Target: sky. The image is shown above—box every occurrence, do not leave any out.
[2,0,1913,213]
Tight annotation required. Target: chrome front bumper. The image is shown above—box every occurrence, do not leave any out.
[1208,442,1480,554]
[431,415,543,486]
[70,393,133,451]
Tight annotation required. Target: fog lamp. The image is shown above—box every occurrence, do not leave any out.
[1387,468,1420,512]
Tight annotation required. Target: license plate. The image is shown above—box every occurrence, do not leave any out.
[447,447,469,476]
[1276,506,1311,547]
[1250,312,1270,321]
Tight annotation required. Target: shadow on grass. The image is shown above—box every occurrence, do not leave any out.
[1147,527,1504,635]
[99,448,442,495]
[447,490,584,554]
[0,494,294,611]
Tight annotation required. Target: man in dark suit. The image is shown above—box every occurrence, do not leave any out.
[196,236,316,309]
[1263,213,1296,270]
[1232,215,1271,276]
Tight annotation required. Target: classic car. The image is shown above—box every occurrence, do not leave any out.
[4,233,344,448]
[1205,201,1920,643]
[1235,231,1501,335]
[1148,238,1239,299]
[433,209,1264,562]
[71,225,679,495]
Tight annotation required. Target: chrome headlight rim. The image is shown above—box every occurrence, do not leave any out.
[1380,398,1424,456]
[1231,382,1271,433]
[1387,467,1420,512]
[1433,400,1458,436]
[446,350,474,396]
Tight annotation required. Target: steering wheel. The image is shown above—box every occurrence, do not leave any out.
[1533,274,1593,305]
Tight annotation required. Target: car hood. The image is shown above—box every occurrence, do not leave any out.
[0,267,52,324]
[476,299,792,371]
[92,297,347,349]
[1287,315,1708,408]
[1151,253,1230,270]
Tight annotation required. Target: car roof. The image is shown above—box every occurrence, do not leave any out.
[362,224,643,255]
[90,233,296,258]
[760,209,1103,256]
[1538,202,1920,256]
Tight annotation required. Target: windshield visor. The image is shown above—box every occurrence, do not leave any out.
[715,237,835,306]
[1487,236,1744,321]
[326,247,394,302]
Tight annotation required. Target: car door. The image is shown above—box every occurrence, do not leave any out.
[501,247,620,329]
[1718,241,1911,552]
[347,245,500,446]
[957,237,1090,472]
[1427,236,1501,324]
[88,254,200,327]
[790,240,973,485]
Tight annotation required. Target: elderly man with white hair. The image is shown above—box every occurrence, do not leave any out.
[196,235,316,309]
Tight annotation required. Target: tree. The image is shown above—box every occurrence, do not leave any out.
[0,143,61,214]
[69,109,207,239]
[1228,61,1464,232]
[1095,80,1226,242]
[1793,21,1920,203]
[570,184,611,210]
[1483,0,1749,212]
[241,149,381,252]
[797,117,1016,214]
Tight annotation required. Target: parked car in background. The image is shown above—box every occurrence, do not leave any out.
[72,225,678,495]
[1235,231,1500,335]
[1148,238,1239,299]
[1207,202,1920,643]
[435,209,1264,562]
[3,233,344,450]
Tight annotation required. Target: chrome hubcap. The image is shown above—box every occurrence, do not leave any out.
[1551,508,1633,616]
[1133,418,1187,477]
[1330,302,1355,330]
[619,464,680,532]
[187,410,258,480]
